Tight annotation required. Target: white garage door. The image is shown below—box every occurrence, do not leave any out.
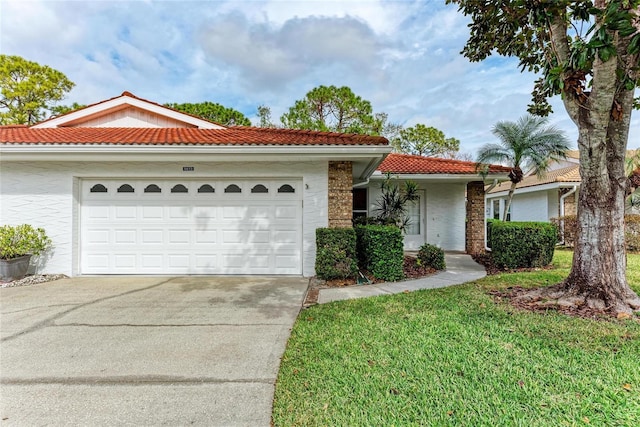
[80,179,302,275]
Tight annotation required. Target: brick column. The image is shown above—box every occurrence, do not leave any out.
[328,161,353,228]
[466,181,485,255]
[560,189,577,216]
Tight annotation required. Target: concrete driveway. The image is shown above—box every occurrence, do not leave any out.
[0,276,308,426]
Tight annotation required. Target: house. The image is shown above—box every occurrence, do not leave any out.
[486,150,639,222]
[1,92,508,277]
[361,153,511,251]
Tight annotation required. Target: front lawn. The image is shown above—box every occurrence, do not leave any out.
[273,250,640,426]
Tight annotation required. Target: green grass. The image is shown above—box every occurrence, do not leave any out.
[273,250,640,426]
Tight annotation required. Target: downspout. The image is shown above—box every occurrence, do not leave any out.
[352,177,370,188]
[559,185,578,245]
[484,179,499,251]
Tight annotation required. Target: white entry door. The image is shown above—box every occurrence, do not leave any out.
[80,179,302,275]
[404,190,425,250]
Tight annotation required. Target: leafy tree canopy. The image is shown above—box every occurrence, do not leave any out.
[50,102,86,117]
[0,55,75,125]
[391,124,460,158]
[447,0,640,315]
[477,114,570,220]
[165,101,251,126]
[280,85,383,135]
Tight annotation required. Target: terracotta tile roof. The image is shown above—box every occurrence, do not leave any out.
[0,126,388,146]
[377,153,511,175]
[487,164,581,194]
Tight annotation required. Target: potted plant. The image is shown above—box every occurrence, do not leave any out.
[0,224,52,282]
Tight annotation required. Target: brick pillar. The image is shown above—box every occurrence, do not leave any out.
[560,189,577,216]
[328,161,353,228]
[466,181,485,255]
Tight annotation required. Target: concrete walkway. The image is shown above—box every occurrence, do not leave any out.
[318,253,486,304]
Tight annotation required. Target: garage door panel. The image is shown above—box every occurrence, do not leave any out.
[141,229,163,244]
[81,179,302,275]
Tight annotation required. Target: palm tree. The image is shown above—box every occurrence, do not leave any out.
[477,115,571,221]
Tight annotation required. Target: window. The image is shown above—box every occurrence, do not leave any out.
[90,184,108,193]
[171,184,188,193]
[117,184,134,193]
[224,184,241,193]
[144,184,162,193]
[197,184,215,193]
[277,184,295,193]
[352,188,368,220]
[251,184,268,193]
[492,200,500,220]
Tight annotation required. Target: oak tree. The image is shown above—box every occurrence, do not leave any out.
[449,0,640,315]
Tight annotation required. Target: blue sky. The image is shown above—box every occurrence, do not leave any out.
[2,0,638,156]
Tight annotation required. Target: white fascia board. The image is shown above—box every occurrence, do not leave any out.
[486,182,581,198]
[0,144,392,163]
[369,171,510,183]
[32,95,224,129]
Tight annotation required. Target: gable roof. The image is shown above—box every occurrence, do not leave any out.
[376,153,511,175]
[32,91,225,130]
[487,164,581,194]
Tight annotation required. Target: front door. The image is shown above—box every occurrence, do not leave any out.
[404,190,425,250]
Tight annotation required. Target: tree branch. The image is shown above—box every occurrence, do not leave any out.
[548,14,581,125]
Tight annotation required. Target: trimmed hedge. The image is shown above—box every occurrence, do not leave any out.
[490,221,557,269]
[486,219,499,250]
[315,228,358,280]
[355,225,404,281]
[417,243,446,270]
[551,214,640,252]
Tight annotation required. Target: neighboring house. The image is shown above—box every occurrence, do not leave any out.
[486,150,640,222]
[1,92,508,277]
[360,153,510,251]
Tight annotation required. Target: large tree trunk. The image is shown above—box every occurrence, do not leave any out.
[529,10,640,316]
[559,124,640,314]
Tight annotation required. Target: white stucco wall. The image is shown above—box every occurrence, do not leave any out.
[367,180,466,251]
[0,160,328,277]
[509,192,550,222]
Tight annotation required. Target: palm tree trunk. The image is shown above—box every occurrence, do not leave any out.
[503,182,516,221]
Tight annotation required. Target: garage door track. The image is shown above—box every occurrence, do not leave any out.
[0,276,308,426]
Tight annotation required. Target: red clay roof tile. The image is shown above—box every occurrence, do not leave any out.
[377,153,510,175]
[0,126,388,146]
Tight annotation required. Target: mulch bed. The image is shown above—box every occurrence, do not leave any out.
[303,256,436,307]
[487,286,617,321]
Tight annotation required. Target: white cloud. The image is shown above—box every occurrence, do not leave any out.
[0,0,635,154]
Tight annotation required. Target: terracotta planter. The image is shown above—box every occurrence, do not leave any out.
[0,255,32,282]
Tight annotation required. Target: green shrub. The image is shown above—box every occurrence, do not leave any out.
[626,215,640,252]
[355,225,404,281]
[490,221,557,269]
[315,228,358,280]
[417,243,446,270]
[552,215,640,252]
[486,219,499,249]
[0,224,52,260]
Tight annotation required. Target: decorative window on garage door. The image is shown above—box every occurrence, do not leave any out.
[224,184,242,193]
[251,184,268,193]
[117,184,135,193]
[197,184,215,193]
[171,184,188,193]
[90,184,108,193]
[144,184,162,193]
[277,184,295,193]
